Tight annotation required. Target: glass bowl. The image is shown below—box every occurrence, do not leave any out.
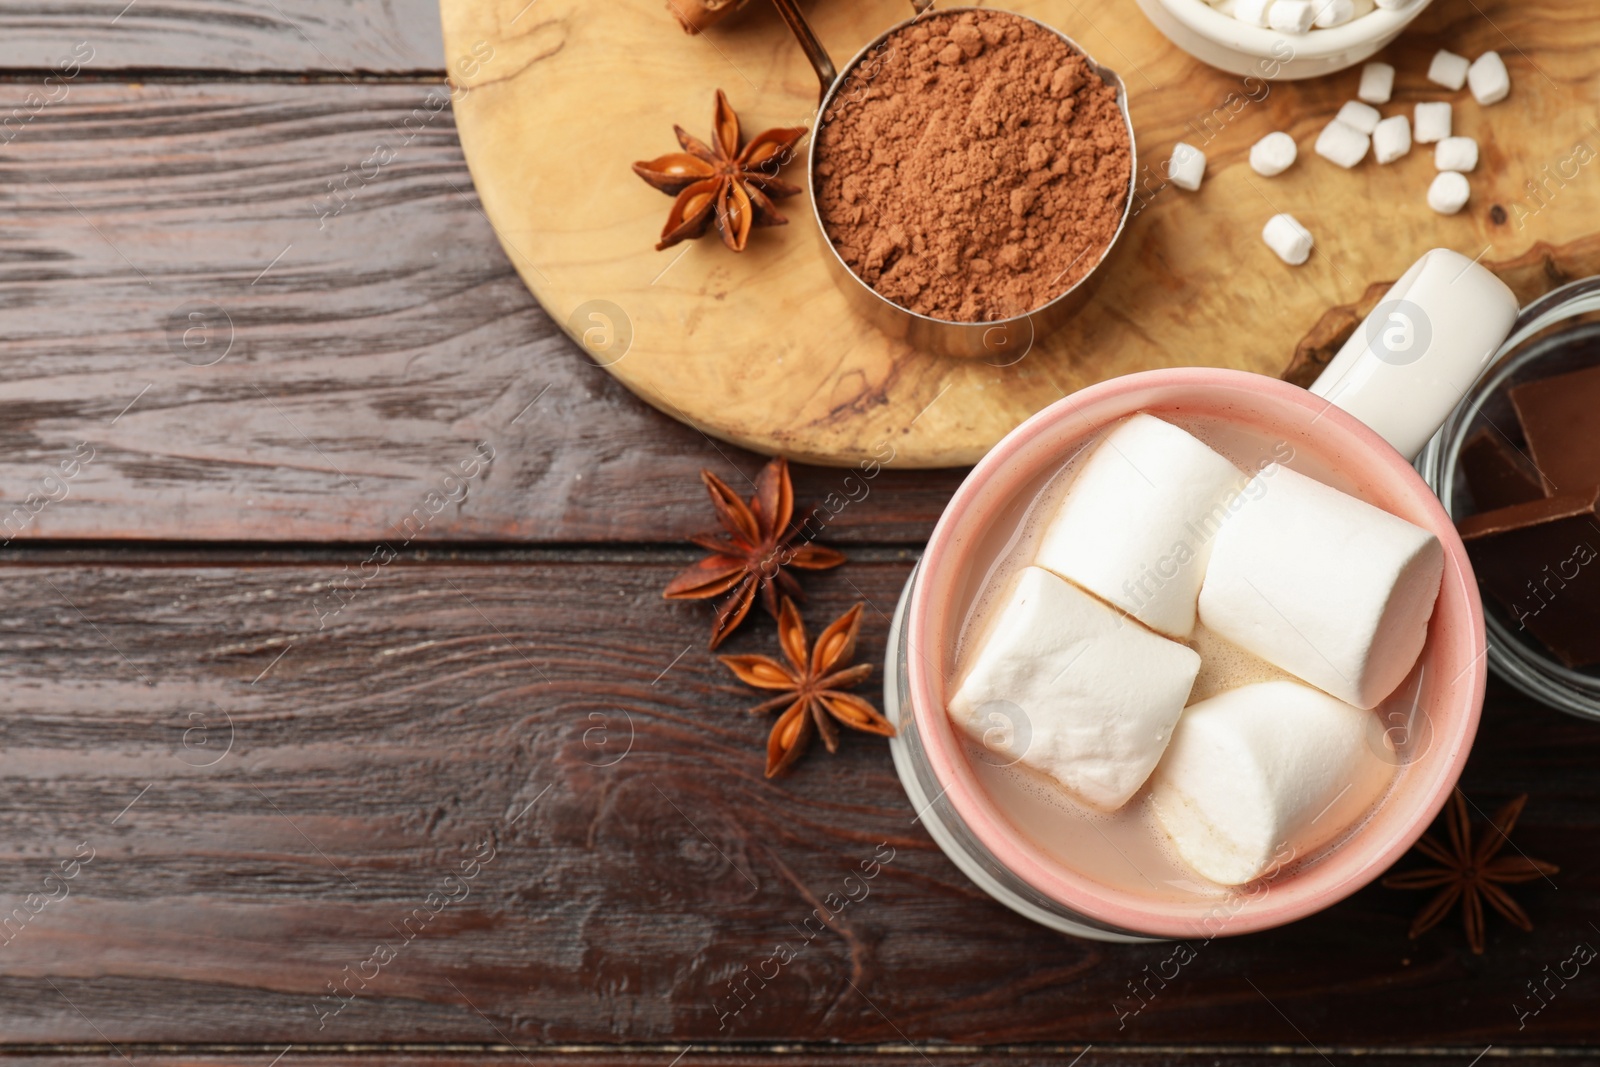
[1418,275,1600,722]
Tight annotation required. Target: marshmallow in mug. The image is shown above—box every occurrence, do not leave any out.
[947,566,1201,811]
[1312,0,1356,27]
[1035,414,1249,639]
[1151,681,1394,885]
[1198,464,1444,709]
[1267,0,1316,33]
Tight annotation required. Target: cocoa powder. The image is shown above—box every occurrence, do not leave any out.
[814,11,1132,324]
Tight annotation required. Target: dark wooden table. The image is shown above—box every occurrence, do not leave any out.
[0,2,1595,1064]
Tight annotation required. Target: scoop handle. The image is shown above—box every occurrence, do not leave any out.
[770,0,934,102]
[769,0,837,100]
[1308,249,1521,462]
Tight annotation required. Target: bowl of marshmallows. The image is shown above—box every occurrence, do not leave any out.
[1134,0,1433,79]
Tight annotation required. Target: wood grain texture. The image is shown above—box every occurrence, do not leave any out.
[444,0,1600,467]
[0,554,1593,1046]
[0,1052,1589,1067]
[0,0,441,74]
[0,81,963,545]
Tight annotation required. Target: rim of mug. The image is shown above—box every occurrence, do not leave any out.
[903,367,1487,938]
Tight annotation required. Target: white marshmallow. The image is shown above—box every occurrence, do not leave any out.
[1428,49,1470,90]
[1262,214,1314,266]
[1035,414,1245,639]
[948,566,1201,811]
[1197,464,1444,709]
[1357,62,1395,104]
[1249,132,1298,177]
[1468,51,1510,105]
[1313,0,1355,27]
[1413,101,1452,144]
[1436,135,1479,172]
[1269,0,1315,32]
[1150,681,1394,886]
[1315,120,1370,168]
[1427,171,1470,215]
[1372,0,1411,8]
[1336,100,1381,135]
[1233,0,1272,26]
[1168,142,1207,192]
[1372,114,1412,164]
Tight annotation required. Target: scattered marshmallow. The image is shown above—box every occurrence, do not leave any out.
[1468,50,1511,105]
[1358,62,1395,104]
[1428,171,1470,215]
[1233,0,1272,26]
[1197,464,1444,709]
[1428,49,1470,90]
[1250,132,1299,177]
[1315,120,1370,168]
[1168,142,1207,192]
[947,566,1201,811]
[1150,681,1394,886]
[1436,135,1479,172]
[1262,214,1314,266]
[1034,414,1245,639]
[1336,100,1382,135]
[1269,0,1316,33]
[1413,101,1452,144]
[1372,114,1412,164]
[1313,0,1355,26]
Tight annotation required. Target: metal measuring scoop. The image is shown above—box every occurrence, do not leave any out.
[769,0,1139,361]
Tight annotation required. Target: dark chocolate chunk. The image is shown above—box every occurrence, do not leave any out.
[1460,427,1545,511]
[1459,489,1600,668]
[1509,362,1600,495]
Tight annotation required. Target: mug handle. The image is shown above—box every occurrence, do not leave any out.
[1308,248,1521,462]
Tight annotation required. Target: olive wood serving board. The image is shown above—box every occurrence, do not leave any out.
[442,0,1600,468]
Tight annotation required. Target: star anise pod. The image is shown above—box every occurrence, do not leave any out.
[720,598,894,777]
[1382,792,1559,955]
[632,89,807,252]
[663,456,845,649]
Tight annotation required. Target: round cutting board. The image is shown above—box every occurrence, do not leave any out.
[443,0,1600,467]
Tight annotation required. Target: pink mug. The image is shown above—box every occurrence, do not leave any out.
[884,249,1523,940]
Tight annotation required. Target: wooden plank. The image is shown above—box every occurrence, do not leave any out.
[0,82,963,545]
[0,553,1593,1046]
[0,1051,1588,1066]
[0,1,442,75]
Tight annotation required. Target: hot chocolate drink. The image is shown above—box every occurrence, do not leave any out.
[945,412,1440,902]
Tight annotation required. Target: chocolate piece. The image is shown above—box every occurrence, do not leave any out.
[1459,489,1600,668]
[1460,427,1545,511]
[1510,362,1600,495]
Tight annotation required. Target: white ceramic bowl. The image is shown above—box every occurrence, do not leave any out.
[1134,0,1435,79]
